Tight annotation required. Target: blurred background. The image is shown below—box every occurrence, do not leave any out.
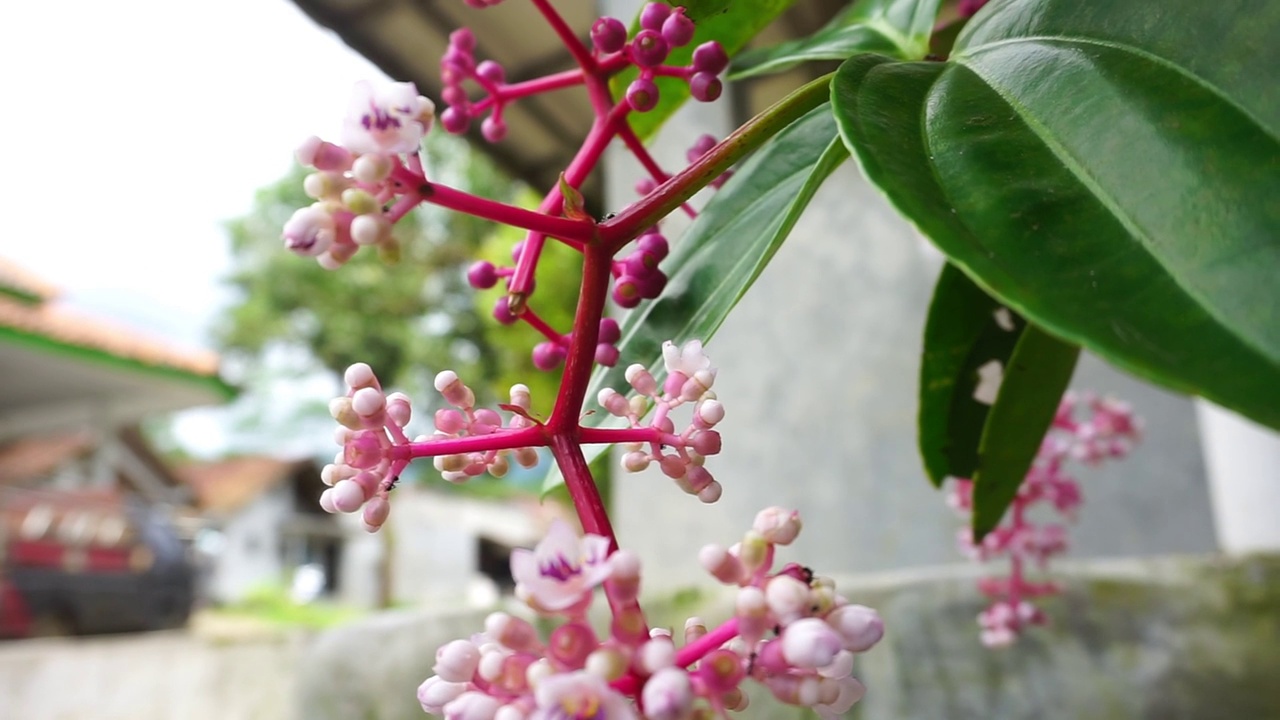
[0,1,1277,719]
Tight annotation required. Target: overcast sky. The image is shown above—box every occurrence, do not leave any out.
[0,0,388,349]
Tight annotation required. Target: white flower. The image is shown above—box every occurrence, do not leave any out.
[510,520,612,611]
[341,80,435,156]
[530,671,637,720]
[662,339,711,377]
[282,204,335,256]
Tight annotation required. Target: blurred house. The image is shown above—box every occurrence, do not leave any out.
[0,258,233,635]
[174,456,342,605]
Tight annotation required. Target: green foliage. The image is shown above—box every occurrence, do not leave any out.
[917,263,1027,488]
[731,0,941,79]
[545,103,845,493]
[831,0,1280,435]
[212,584,361,629]
[617,0,799,141]
[970,325,1080,537]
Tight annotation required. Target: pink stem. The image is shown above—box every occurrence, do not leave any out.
[388,426,548,461]
[520,307,567,344]
[429,182,593,244]
[578,427,679,445]
[616,125,697,219]
[509,103,627,296]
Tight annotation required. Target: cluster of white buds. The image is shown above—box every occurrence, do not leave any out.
[320,362,414,532]
[600,339,725,502]
[696,507,885,718]
[285,81,436,269]
[429,371,540,482]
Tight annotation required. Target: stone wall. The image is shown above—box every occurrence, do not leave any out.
[295,554,1280,720]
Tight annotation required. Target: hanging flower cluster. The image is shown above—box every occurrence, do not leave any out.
[418,509,882,719]
[284,1,890,716]
[949,392,1143,647]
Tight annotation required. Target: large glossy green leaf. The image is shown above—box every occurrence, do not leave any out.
[616,0,798,141]
[919,262,1026,487]
[971,326,1080,538]
[832,0,1280,431]
[543,106,846,493]
[731,0,942,79]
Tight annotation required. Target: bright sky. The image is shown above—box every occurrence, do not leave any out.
[0,0,388,349]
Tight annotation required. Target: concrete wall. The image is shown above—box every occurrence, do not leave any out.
[209,487,290,603]
[292,553,1280,720]
[0,630,303,720]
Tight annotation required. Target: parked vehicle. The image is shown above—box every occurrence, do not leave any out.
[0,488,194,637]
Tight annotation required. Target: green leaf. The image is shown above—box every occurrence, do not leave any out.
[731,0,942,79]
[971,325,1080,538]
[615,0,799,141]
[832,0,1280,431]
[542,105,846,493]
[918,262,1025,487]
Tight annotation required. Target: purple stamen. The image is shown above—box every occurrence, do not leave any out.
[540,554,581,581]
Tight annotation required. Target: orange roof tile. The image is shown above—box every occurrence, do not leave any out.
[175,457,316,514]
[0,260,220,378]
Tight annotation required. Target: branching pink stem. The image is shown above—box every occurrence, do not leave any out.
[520,307,567,344]
[389,426,548,461]
[579,426,678,446]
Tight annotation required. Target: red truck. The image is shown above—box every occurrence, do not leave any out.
[0,488,194,637]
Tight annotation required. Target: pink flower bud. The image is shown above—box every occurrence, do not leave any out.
[753,507,802,545]
[781,618,842,668]
[643,667,694,720]
[661,10,695,47]
[386,392,412,427]
[352,153,392,184]
[690,72,723,102]
[283,205,335,257]
[696,398,725,427]
[467,261,499,289]
[590,17,627,54]
[481,115,507,143]
[484,612,539,652]
[442,692,500,720]
[690,430,722,456]
[626,78,659,112]
[331,479,366,513]
[700,544,744,584]
[765,575,810,624]
[598,317,621,344]
[621,451,650,473]
[318,488,337,513]
[639,2,671,31]
[659,454,687,479]
[595,343,620,366]
[351,387,386,417]
[441,106,470,134]
[692,41,729,74]
[362,496,391,532]
[434,639,481,683]
[597,388,631,417]
[344,430,384,469]
[532,342,567,371]
[624,364,657,396]
[826,604,884,652]
[417,677,466,714]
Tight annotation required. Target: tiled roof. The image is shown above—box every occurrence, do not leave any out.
[0,259,221,378]
[0,257,59,303]
[176,457,318,514]
[0,432,97,486]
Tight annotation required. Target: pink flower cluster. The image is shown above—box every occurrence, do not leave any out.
[319,363,541,532]
[611,231,670,309]
[592,5,728,111]
[600,340,726,503]
[418,509,882,720]
[949,392,1143,647]
[286,81,436,269]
